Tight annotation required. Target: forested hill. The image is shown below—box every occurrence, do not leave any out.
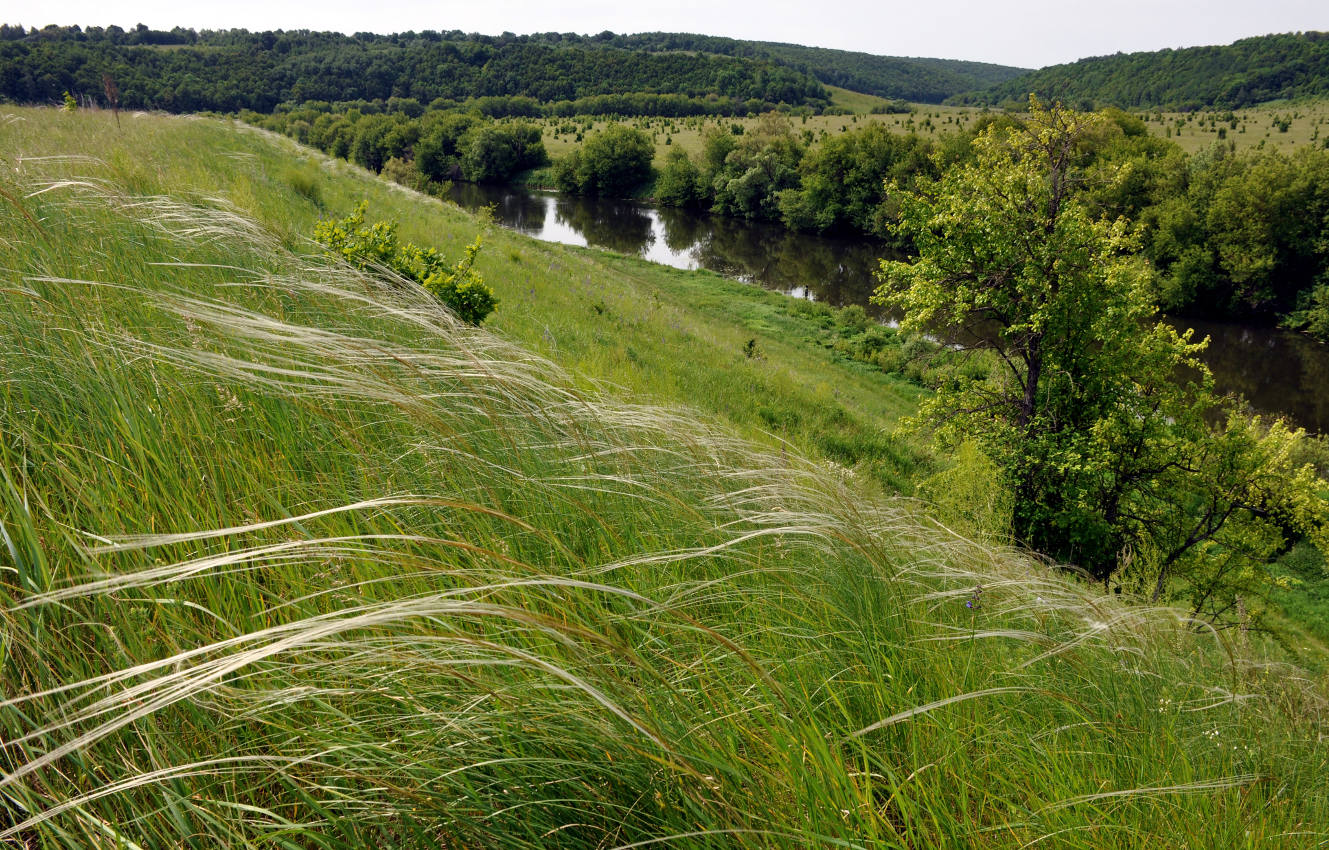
[0,26,829,113]
[951,31,1329,109]
[528,32,1029,104]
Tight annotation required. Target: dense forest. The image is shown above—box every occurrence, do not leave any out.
[13,24,1329,117]
[952,31,1329,110]
[519,32,1029,103]
[0,25,829,114]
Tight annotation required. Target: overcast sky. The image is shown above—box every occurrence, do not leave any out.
[18,0,1329,69]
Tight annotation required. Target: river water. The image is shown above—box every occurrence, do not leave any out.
[448,183,1329,433]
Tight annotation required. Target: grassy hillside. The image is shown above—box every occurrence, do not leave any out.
[1,107,1328,847]
[954,31,1329,109]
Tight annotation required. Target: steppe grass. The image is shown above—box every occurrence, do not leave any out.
[0,108,1327,847]
[2,108,926,493]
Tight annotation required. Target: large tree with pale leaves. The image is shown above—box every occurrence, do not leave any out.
[874,99,1326,621]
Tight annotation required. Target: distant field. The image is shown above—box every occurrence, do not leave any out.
[531,102,992,171]
[1136,101,1329,153]
[527,96,1329,170]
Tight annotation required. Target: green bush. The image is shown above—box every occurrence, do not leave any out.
[653,148,705,207]
[313,201,496,324]
[458,123,547,183]
[555,123,654,196]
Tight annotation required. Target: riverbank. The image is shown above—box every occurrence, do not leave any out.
[448,180,1329,434]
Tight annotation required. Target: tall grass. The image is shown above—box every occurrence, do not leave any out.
[0,110,1327,847]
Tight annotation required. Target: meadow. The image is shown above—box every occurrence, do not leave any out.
[521,92,1329,173]
[1,107,1328,847]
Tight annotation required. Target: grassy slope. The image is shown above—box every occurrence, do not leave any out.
[27,110,929,492]
[1,108,1328,847]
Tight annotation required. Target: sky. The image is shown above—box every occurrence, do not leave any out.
[15,0,1329,69]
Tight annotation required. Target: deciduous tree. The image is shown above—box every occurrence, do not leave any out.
[874,99,1326,618]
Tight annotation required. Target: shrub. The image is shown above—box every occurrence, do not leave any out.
[557,124,654,196]
[458,123,547,183]
[380,156,447,196]
[654,149,705,207]
[313,201,496,324]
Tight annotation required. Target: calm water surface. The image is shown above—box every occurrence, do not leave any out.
[449,183,1329,433]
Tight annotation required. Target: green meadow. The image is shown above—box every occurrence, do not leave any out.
[1,107,1328,847]
[524,95,1329,177]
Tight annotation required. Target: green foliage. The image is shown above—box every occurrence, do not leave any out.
[653,148,705,207]
[875,100,1328,616]
[707,114,805,220]
[348,113,418,173]
[0,27,829,114]
[458,122,547,183]
[380,155,447,196]
[60,89,76,111]
[412,111,478,181]
[1145,145,1329,327]
[778,122,935,237]
[553,123,654,196]
[312,201,495,324]
[1287,281,1329,338]
[955,31,1329,110]
[918,440,1013,542]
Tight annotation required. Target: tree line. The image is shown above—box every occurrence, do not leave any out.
[574,111,1329,342]
[247,107,549,186]
[952,31,1329,110]
[0,24,828,114]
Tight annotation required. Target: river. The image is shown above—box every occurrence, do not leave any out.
[448,183,1329,434]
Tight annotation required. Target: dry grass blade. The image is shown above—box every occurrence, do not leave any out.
[847,687,1034,739]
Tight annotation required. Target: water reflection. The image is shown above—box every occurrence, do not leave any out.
[553,195,654,256]
[658,207,706,253]
[448,182,888,307]
[1168,317,1329,433]
[448,182,1329,433]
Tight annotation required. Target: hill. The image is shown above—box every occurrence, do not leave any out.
[540,31,1029,104]
[0,106,1327,847]
[0,25,828,113]
[952,31,1329,109]
[0,24,1030,115]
